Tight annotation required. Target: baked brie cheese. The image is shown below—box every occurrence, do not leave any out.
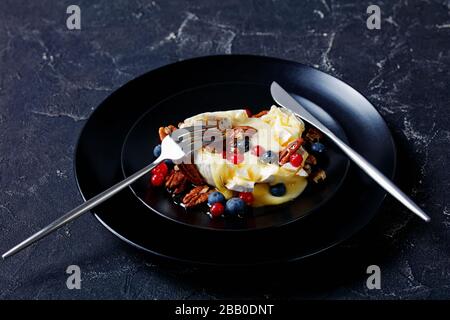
[180,106,309,207]
[153,106,327,216]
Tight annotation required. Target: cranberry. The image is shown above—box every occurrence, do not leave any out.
[151,162,168,177]
[289,153,303,167]
[251,145,265,157]
[245,108,252,117]
[150,173,165,186]
[229,152,244,164]
[239,192,254,205]
[210,202,225,217]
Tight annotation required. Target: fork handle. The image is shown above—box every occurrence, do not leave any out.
[2,157,163,259]
[326,132,430,222]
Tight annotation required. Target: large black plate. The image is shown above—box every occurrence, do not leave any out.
[74,55,396,265]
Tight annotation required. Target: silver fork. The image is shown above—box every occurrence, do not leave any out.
[2,125,215,259]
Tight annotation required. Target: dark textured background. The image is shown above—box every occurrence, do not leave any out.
[0,0,449,299]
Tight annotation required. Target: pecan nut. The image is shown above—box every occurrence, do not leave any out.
[252,110,269,118]
[305,128,323,143]
[279,138,304,165]
[182,185,211,207]
[311,169,327,183]
[225,126,257,151]
[158,125,177,141]
[305,154,317,166]
[303,164,312,175]
[226,126,257,140]
[165,170,188,194]
[178,163,205,185]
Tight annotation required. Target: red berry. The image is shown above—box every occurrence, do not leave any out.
[151,162,168,177]
[289,153,303,167]
[239,192,254,205]
[245,108,252,117]
[150,173,165,186]
[223,148,244,164]
[229,152,244,164]
[251,145,265,157]
[210,202,224,217]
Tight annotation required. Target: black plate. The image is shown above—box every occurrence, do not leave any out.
[120,82,350,231]
[75,55,396,265]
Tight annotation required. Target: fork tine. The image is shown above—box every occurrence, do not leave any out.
[173,125,218,142]
[173,127,224,160]
[181,124,217,133]
[171,125,221,141]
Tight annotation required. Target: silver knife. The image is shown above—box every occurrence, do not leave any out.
[270,81,430,222]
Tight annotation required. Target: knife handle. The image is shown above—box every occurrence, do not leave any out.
[326,132,430,222]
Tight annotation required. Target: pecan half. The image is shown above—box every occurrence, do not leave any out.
[252,110,269,118]
[305,154,317,166]
[158,125,177,141]
[305,128,323,143]
[226,126,257,140]
[303,164,312,175]
[311,169,327,183]
[225,126,257,151]
[182,185,211,207]
[178,163,205,185]
[279,138,304,165]
[165,169,188,194]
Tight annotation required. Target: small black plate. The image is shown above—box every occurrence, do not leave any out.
[74,55,396,265]
[120,82,350,231]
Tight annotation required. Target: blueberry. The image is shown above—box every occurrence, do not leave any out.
[260,150,278,164]
[270,183,286,197]
[225,197,246,216]
[153,144,162,158]
[311,142,325,153]
[164,159,174,167]
[208,191,226,205]
[236,137,250,153]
